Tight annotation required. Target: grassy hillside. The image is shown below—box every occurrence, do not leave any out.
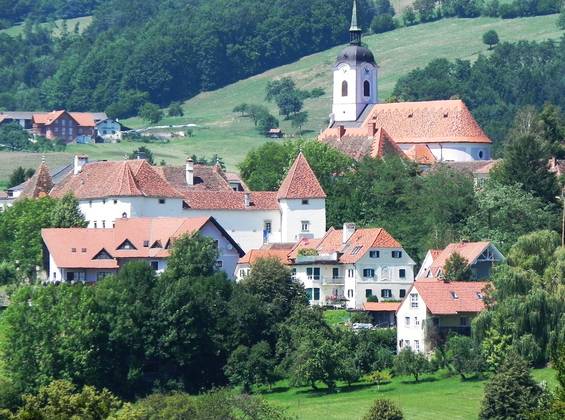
[0,16,92,37]
[264,368,556,420]
[0,15,562,179]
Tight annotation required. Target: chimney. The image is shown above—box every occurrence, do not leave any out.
[338,125,346,140]
[342,223,356,244]
[186,157,194,185]
[367,122,377,136]
[244,192,251,207]
[73,155,88,175]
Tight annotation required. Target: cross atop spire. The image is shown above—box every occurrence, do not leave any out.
[349,0,362,46]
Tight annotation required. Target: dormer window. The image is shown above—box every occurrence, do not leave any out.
[451,291,459,299]
[81,248,87,253]
[117,239,137,250]
[151,240,162,249]
[71,248,77,253]
[93,248,113,260]
[143,240,149,247]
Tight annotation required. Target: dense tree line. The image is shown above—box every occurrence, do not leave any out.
[0,0,377,117]
[393,38,565,151]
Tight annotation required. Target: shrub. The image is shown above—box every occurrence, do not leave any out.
[363,398,404,420]
[393,348,433,382]
[482,30,499,49]
[371,14,396,34]
[366,370,392,390]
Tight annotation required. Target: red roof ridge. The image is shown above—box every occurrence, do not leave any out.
[277,152,326,200]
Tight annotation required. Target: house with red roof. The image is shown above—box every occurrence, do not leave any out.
[41,216,244,283]
[45,152,326,252]
[319,1,492,164]
[396,280,489,353]
[237,223,415,309]
[32,110,99,143]
[416,241,505,281]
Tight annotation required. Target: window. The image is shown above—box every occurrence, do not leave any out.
[365,289,372,297]
[81,248,86,253]
[381,289,392,299]
[351,246,363,255]
[143,240,149,247]
[117,239,137,250]
[415,316,420,326]
[306,267,320,280]
[264,221,272,233]
[478,150,484,159]
[363,268,375,278]
[158,198,166,204]
[290,268,296,279]
[392,250,402,258]
[363,80,370,97]
[414,340,420,351]
[313,288,320,300]
[301,199,309,205]
[150,261,159,271]
[102,199,106,204]
[399,289,406,298]
[332,267,340,279]
[122,212,127,218]
[216,260,223,268]
[460,317,468,327]
[347,289,353,298]
[451,291,459,299]
[301,221,310,232]
[93,221,97,229]
[433,318,440,326]
[410,293,418,308]
[405,339,410,347]
[89,200,92,207]
[369,250,380,258]
[405,317,410,326]
[53,272,57,279]
[71,247,77,253]
[306,288,321,301]
[239,269,246,278]
[102,220,106,228]
[93,249,112,260]
[399,268,406,278]
[476,292,484,300]
[341,80,348,97]
[347,269,354,278]
[113,200,118,204]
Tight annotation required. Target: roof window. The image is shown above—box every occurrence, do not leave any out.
[143,240,149,247]
[81,248,87,253]
[451,291,459,299]
[443,112,449,118]
[476,292,484,300]
[408,113,413,118]
[351,246,363,255]
[71,248,76,253]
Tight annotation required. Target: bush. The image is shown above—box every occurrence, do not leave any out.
[371,14,396,34]
[168,101,184,117]
[482,30,499,49]
[366,370,392,389]
[393,348,433,382]
[363,398,404,420]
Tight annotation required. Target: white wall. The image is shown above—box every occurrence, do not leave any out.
[396,289,428,353]
[332,62,378,122]
[279,198,326,243]
[399,143,492,162]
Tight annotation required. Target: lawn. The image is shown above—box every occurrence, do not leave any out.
[0,14,561,180]
[263,368,557,420]
[0,16,92,37]
[323,309,351,326]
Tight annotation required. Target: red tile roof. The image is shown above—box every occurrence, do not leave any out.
[69,112,96,127]
[42,216,242,269]
[371,128,408,159]
[277,152,326,200]
[33,111,96,127]
[156,164,234,192]
[33,110,66,125]
[404,144,437,165]
[238,248,292,265]
[413,280,489,315]
[20,162,53,199]
[183,191,279,210]
[430,241,492,276]
[363,301,401,312]
[50,160,182,200]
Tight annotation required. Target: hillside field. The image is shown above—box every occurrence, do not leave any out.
[0,14,562,179]
[0,16,92,37]
[263,367,557,420]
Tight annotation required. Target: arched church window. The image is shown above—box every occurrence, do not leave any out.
[364,80,370,97]
[341,81,348,97]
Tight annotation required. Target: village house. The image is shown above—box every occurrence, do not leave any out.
[318,1,492,164]
[95,118,126,142]
[32,110,99,143]
[236,223,415,309]
[41,216,244,283]
[396,280,488,353]
[417,241,505,281]
[35,152,326,252]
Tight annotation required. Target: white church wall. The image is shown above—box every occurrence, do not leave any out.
[279,198,326,243]
[399,143,492,162]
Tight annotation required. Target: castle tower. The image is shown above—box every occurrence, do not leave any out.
[331,0,378,123]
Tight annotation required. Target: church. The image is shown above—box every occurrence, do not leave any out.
[319,1,492,164]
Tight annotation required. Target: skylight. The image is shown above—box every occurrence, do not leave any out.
[450,291,459,299]
[351,246,363,255]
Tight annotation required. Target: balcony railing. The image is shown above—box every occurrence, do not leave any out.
[322,276,345,285]
[307,275,321,281]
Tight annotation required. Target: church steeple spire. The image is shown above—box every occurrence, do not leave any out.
[349,0,362,46]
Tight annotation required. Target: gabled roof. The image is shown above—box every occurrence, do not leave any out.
[41,216,243,269]
[50,160,182,200]
[404,144,437,165]
[371,128,408,159]
[428,241,503,278]
[277,152,326,200]
[410,280,489,315]
[32,111,96,127]
[69,112,96,127]
[19,162,53,199]
[33,110,67,125]
[238,248,292,265]
[156,164,233,192]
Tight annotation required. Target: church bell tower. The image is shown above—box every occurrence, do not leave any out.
[331,0,378,123]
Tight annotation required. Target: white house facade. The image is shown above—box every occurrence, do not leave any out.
[396,280,488,353]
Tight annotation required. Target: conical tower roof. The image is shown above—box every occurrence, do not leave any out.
[277,152,326,200]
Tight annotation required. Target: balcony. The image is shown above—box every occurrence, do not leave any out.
[322,276,345,285]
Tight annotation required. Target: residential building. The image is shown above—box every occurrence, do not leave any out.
[236,223,416,309]
[95,118,123,141]
[396,280,488,353]
[363,301,400,327]
[32,110,97,143]
[417,241,505,281]
[47,152,326,252]
[41,216,244,283]
[318,1,492,163]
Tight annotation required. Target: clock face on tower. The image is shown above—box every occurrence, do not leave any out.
[364,67,371,75]
[337,63,350,73]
